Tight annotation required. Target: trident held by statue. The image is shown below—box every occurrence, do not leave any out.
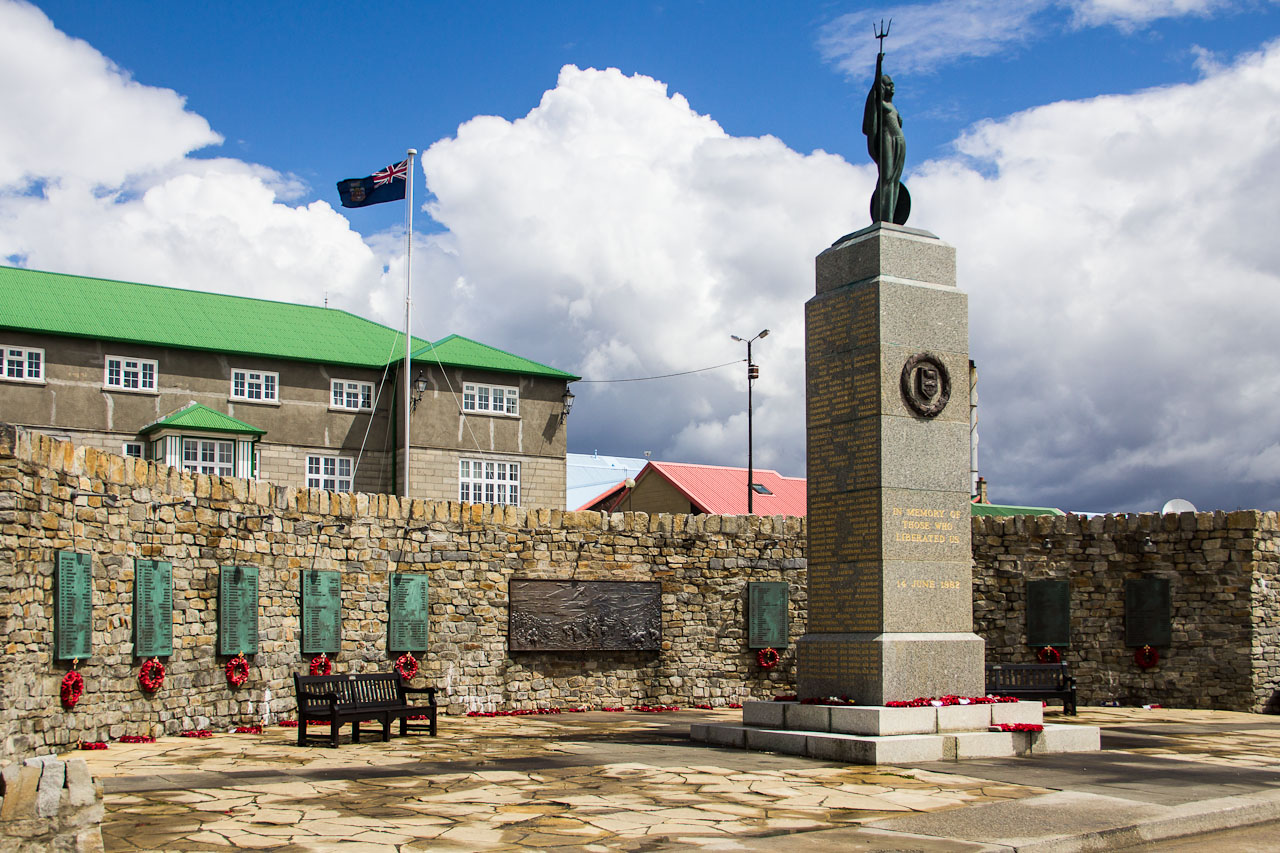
[874,18,891,53]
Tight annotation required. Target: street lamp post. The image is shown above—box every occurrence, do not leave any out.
[731,328,769,514]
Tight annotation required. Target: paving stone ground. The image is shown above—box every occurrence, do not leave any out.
[61,706,1280,852]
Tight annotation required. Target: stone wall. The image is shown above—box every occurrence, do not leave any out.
[0,756,104,853]
[971,511,1280,712]
[4,423,1279,762]
[0,425,804,761]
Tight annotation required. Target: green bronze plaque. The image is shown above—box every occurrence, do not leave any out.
[55,551,92,660]
[218,565,259,655]
[748,582,788,649]
[1026,579,1070,648]
[301,569,341,654]
[388,572,429,653]
[1125,577,1171,647]
[133,559,173,657]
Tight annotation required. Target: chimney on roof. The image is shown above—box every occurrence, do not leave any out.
[974,477,988,504]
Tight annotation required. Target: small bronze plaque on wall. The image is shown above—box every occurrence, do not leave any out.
[509,580,661,651]
[1125,577,1172,647]
[1026,579,1070,648]
[301,569,341,654]
[218,565,259,655]
[748,582,788,649]
[55,551,93,660]
[133,559,173,657]
[388,573,429,653]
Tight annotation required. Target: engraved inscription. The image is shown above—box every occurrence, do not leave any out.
[56,551,92,660]
[301,569,342,654]
[748,582,788,648]
[388,573,429,652]
[218,565,259,655]
[133,559,173,658]
[890,506,966,546]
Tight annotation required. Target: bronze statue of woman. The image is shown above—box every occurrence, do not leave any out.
[862,21,909,225]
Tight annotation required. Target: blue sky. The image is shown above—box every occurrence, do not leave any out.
[5,0,1280,512]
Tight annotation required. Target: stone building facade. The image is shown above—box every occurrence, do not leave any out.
[0,265,577,509]
[1,425,1277,761]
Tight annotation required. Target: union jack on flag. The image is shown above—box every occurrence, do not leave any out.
[336,158,410,208]
[372,159,409,187]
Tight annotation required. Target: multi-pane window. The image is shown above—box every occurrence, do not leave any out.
[181,438,233,476]
[122,442,144,458]
[462,382,519,416]
[2,346,43,383]
[306,455,353,492]
[330,379,374,411]
[231,369,279,402]
[459,459,520,505]
[104,356,157,391]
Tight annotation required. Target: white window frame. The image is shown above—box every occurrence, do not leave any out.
[122,442,144,459]
[181,437,234,477]
[330,379,374,412]
[458,458,520,506]
[104,355,158,392]
[230,368,279,403]
[2,345,44,384]
[461,382,519,417]
[306,454,354,492]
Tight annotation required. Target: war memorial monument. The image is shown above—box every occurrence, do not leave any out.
[693,24,1100,762]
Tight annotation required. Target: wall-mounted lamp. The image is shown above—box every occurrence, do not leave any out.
[411,370,430,411]
[560,386,576,422]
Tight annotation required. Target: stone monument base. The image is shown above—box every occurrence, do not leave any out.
[797,632,985,706]
[690,701,1101,765]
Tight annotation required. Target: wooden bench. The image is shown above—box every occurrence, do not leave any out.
[293,672,438,748]
[985,663,1077,715]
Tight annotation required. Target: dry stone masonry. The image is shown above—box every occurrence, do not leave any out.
[1,424,1277,761]
[972,511,1280,712]
[0,756,104,852]
[0,425,804,761]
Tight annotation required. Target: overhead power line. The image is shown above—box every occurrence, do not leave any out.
[576,358,745,384]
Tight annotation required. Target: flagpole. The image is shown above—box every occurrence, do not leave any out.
[403,148,416,500]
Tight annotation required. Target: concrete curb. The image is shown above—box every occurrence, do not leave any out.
[859,787,1280,852]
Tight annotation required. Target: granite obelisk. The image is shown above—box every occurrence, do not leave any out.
[796,25,983,703]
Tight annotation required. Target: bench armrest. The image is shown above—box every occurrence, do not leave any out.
[403,685,437,704]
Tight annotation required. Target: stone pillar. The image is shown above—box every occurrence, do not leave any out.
[798,223,984,704]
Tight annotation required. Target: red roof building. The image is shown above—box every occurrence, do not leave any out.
[596,460,806,517]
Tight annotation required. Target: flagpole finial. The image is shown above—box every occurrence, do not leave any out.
[407,148,418,156]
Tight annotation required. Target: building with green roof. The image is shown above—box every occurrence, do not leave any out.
[0,265,578,506]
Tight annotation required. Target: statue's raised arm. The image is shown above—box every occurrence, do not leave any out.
[862,19,910,225]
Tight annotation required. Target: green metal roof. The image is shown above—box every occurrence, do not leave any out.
[0,265,575,378]
[413,335,578,380]
[139,403,266,436]
[971,503,1066,517]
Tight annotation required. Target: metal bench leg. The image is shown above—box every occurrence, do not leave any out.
[382,714,392,742]
[331,719,341,749]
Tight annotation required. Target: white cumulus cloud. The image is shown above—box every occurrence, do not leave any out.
[0,0,385,309]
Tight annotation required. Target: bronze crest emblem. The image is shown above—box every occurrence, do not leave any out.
[347,180,366,203]
[900,352,950,418]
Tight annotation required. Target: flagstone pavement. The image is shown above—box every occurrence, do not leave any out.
[61,706,1280,852]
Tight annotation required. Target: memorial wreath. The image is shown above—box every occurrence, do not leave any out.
[138,657,166,692]
[1036,645,1062,664]
[225,653,250,687]
[1134,644,1159,670]
[309,653,332,676]
[60,668,84,709]
[395,652,419,680]
[756,647,781,669]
